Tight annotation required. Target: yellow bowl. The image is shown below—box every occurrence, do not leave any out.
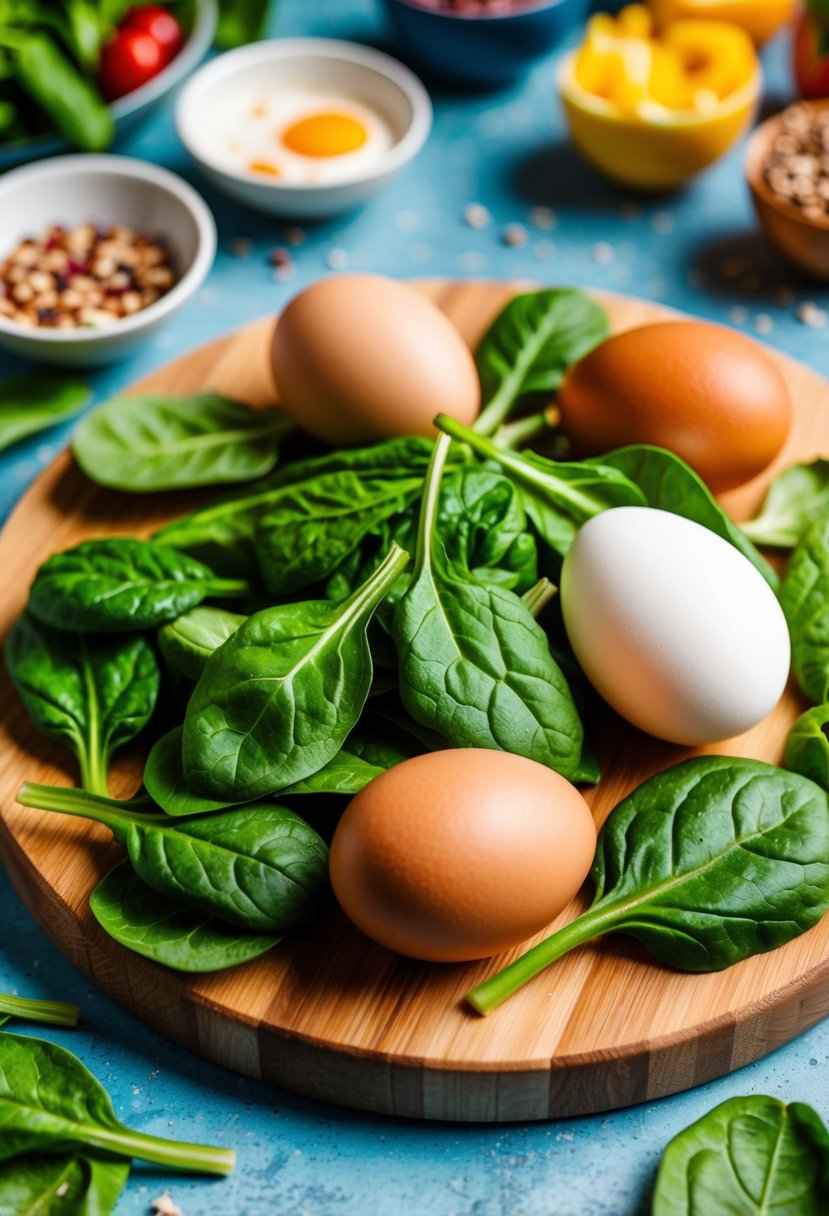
[558,51,761,191]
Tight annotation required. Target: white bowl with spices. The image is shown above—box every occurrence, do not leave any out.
[0,155,216,366]
[175,39,433,219]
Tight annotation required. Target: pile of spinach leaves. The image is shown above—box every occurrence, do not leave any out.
[9,286,829,982]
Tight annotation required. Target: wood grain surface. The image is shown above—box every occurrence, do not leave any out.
[1,281,828,1123]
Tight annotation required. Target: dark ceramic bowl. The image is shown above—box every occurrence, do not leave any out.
[381,0,591,88]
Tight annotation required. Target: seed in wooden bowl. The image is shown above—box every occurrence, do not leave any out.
[762,104,829,218]
[0,223,176,330]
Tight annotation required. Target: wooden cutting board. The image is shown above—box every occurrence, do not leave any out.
[1,281,828,1123]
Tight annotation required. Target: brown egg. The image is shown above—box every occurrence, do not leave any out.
[271,274,481,446]
[329,749,597,963]
[557,321,792,493]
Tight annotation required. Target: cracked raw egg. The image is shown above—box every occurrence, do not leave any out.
[218,86,395,184]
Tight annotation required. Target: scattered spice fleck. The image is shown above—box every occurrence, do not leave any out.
[650,211,675,233]
[529,206,557,230]
[729,306,749,325]
[534,240,556,261]
[230,238,252,259]
[395,210,420,232]
[411,243,432,264]
[591,241,614,265]
[326,248,349,270]
[150,1194,182,1216]
[501,223,528,248]
[620,201,640,220]
[754,312,774,335]
[56,1182,70,1198]
[282,226,306,247]
[797,300,828,327]
[462,202,491,229]
[459,250,487,272]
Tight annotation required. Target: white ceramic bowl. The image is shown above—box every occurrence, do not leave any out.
[0,155,216,366]
[176,38,433,219]
[0,0,218,170]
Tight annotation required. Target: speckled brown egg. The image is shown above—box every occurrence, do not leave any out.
[329,749,597,963]
[271,274,480,445]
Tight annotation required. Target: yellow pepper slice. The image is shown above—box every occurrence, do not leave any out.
[573,4,758,117]
[648,0,796,48]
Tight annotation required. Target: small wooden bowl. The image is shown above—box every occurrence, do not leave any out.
[746,101,829,281]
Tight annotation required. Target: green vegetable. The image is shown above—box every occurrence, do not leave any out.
[652,1095,829,1215]
[5,614,159,796]
[780,518,829,704]
[27,538,249,634]
[0,1150,129,1216]
[157,438,433,581]
[438,465,538,594]
[17,782,330,934]
[73,394,293,493]
[0,991,79,1028]
[0,1031,235,1173]
[436,414,645,559]
[254,437,436,597]
[468,756,829,1014]
[158,605,247,683]
[183,542,409,802]
[216,0,270,48]
[11,32,113,151]
[742,459,829,548]
[394,434,588,783]
[594,444,779,591]
[473,288,610,435]
[91,861,280,973]
[786,705,829,793]
[143,727,238,817]
[278,748,384,797]
[0,371,90,452]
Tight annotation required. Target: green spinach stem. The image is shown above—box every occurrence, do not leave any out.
[0,992,80,1027]
[466,903,620,1016]
[521,578,557,619]
[205,577,250,599]
[412,432,452,581]
[17,782,166,834]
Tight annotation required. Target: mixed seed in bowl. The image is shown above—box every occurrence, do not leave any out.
[0,222,176,330]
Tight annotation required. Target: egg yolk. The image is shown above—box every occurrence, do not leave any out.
[281,112,368,158]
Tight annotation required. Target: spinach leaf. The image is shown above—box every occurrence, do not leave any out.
[216,0,269,47]
[0,1150,129,1216]
[594,444,779,591]
[183,542,409,802]
[0,1031,234,1172]
[786,706,829,793]
[255,465,424,597]
[158,606,247,683]
[743,459,829,549]
[0,371,90,452]
[73,394,293,492]
[438,465,538,594]
[278,749,384,797]
[90,861,280,973]
[156,437,433,581]
[17,782,330,935]
[652,1095,829,1215]
[436,414,645,559]
[5,614,159,796]
[144,727,239,817]
[28,539,249,634]
[780,519,829,704]
[468,756,829,1014]
[325,507,417,605]
[0,992,79,1028]
[394,434,588,783]
[474,289,610,434]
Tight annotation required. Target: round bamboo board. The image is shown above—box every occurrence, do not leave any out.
[1,282,827,1123]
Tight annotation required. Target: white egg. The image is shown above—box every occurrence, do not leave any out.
[560,507,791,745]
[213,84,395,186]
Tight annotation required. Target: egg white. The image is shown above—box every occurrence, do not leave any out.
[215,83,396,185]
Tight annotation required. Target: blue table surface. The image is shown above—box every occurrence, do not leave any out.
[2,3,829,1213]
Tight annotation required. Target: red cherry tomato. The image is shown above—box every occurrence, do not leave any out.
[122,5,184,67]
[98,28,167,101]
[794,9,829,99]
